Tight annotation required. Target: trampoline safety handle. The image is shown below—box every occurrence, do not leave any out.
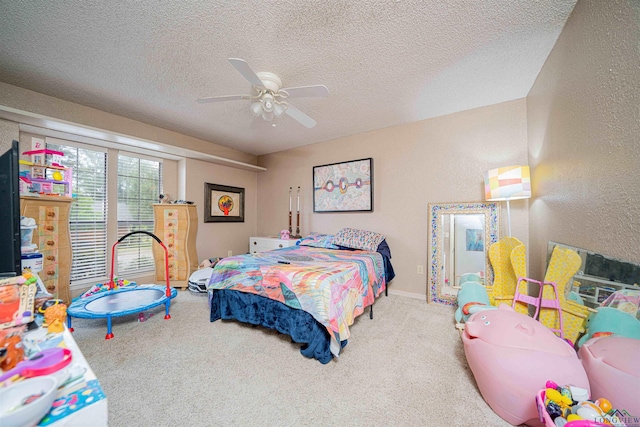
[117,230,162,244]
[110,231,171,297]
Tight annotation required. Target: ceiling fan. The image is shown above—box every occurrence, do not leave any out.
[197,58,328,128]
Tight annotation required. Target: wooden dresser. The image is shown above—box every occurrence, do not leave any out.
[20,195,73,304]
[152,204,198,290]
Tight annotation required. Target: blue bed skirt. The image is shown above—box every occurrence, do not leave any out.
[209,289,345,364]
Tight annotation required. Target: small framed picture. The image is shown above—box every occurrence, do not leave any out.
[204,183,245,223]
[465,229,484,251]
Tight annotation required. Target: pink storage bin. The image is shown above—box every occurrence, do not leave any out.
[462,304,589,426]
[579,336,640,416]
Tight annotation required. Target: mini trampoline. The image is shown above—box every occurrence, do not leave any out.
[67,231,178,339]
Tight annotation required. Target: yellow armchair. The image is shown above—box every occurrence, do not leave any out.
[538,246,590,344]
[486,236,525,307]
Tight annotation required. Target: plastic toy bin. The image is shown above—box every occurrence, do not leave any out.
[536,389,615,427]
[20,224,37,247]
[21,252,43,272]
[536,389,556,427]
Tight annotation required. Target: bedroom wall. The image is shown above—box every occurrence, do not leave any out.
[183,157,258,262]
[0,118,19,152]
[527,0,640,278]
[256,99,529,298]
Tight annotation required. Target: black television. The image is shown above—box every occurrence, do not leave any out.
[0,140,21,277]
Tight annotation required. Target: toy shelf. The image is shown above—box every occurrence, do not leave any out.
[19,160,68,170]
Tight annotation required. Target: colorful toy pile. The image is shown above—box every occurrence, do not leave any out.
[537,380,634,426]
[0,272,39,329]
[79,278,134,299]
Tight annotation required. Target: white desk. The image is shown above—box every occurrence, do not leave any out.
[23,327,108,426]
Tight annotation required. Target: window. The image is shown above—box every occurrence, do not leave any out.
[117,155,162,276]
[45,138,163,285]
[45,141,108,282]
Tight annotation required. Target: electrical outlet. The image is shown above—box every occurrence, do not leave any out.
[417,265,424,275]
[227,250,233,257]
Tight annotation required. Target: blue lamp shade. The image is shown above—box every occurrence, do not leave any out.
[484,165,531,201]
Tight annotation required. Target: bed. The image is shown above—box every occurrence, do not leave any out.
[208,229,394,363]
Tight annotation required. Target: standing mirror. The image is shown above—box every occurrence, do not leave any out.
[428,202,500,305]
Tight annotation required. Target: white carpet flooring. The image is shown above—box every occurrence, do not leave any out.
[70,291,511,426]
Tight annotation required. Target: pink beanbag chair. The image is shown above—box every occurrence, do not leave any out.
[462,304,590,426]
[579,336,640,416]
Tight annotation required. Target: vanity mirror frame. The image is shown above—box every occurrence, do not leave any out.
[428,202,501,305]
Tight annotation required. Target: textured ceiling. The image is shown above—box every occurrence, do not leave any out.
[0,1,577,156]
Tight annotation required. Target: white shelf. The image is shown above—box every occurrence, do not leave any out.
[573,274,638,308]
[574,274,635,287]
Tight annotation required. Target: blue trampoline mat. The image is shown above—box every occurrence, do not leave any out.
[68,286,178,319]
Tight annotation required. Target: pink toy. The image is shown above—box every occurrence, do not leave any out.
[579,336,640,416]
[462,304,590,426]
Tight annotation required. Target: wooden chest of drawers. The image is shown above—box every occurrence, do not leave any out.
[152,204,198,290]
[249,237,298,254]
[20,196,73,304]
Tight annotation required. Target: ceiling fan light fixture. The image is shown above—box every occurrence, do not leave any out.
[250,101,262,116]
[261,93,275,112]
[262,110,274,121]
[273,102,286,118]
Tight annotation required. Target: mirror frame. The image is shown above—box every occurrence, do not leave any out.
[428,201,501,305]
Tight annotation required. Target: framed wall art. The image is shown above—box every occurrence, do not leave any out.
[313,158,373,212]
[204,183,245,223]
[465,229,484,251]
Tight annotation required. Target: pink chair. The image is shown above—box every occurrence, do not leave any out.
[511,246,586,342]
[512,278,564,339]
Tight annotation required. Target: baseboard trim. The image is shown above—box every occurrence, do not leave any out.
[387,288,427,301]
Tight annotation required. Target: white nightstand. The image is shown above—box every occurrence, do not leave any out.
[249,237,298,254]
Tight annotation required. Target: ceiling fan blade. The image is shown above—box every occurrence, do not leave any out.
[228,58,264,87]
[279,85,329,99]
[285,103,317,128]
[197,94,251,104]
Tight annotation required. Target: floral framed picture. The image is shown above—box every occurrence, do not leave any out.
[204,183,245,223]
[313,158,373,212]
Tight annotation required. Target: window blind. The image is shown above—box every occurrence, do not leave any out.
[45,141,108,283]
[116,155,162,276]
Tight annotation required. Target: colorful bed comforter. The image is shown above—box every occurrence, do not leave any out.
[208,246,386,355]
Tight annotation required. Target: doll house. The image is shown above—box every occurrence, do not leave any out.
[19,149,72,197]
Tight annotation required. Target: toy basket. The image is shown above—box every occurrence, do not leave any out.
[536,389,615,427]
[536,389,556,427]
